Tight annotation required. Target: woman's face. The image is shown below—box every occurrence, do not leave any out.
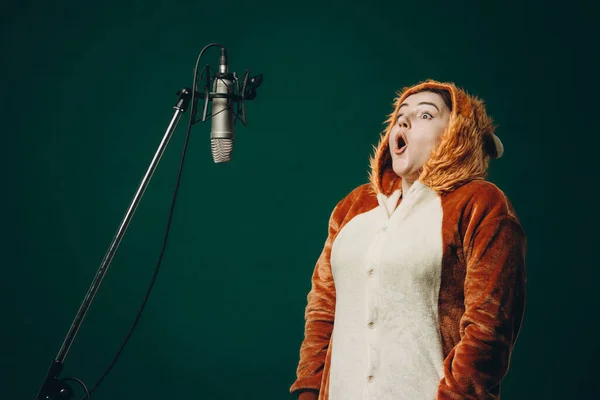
[388,91,451,182]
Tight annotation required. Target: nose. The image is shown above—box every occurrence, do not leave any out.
[397,114,410,129]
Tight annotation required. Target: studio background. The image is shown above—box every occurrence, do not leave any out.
[2,0,598,399]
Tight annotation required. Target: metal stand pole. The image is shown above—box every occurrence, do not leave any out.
[34,88,193,400]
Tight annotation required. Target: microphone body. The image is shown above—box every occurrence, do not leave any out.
[210,51,235,163]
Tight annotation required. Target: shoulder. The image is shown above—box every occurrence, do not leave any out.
[331,183,374,208]
[447,180,516,216]
[443,179,522,233]
[452,179,506,200]
[329,183,378,229]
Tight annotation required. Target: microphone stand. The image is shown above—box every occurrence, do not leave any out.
[34,41,262,397]
[34,87,193,400]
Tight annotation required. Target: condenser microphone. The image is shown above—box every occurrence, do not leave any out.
[210,48,235,163]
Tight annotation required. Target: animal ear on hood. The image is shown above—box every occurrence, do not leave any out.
[368,79,504,197]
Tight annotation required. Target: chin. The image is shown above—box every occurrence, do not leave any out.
[391,159,409,177]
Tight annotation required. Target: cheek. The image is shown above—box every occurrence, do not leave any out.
[411,134,433,148]
[421,125,446,148]
[433,121,449,142]
[410,134,439,157]
[388,127,399,147]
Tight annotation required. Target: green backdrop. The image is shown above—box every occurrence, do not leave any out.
[2,0,598,399]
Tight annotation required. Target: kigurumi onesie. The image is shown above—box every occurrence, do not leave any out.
[290,80,527,400]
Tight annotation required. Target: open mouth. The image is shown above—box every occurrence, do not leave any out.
[395,133,408,153]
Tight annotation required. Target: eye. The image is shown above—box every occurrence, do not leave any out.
[420,112,433,120]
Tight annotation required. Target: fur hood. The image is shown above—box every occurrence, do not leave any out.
[368,80,504,197]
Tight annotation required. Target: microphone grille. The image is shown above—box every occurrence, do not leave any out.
[211,138,233,163]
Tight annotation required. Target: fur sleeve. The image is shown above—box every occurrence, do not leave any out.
[436,193,527,399]
[289,189,355,396]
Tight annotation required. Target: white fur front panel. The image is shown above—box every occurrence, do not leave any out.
[329,181,445,399]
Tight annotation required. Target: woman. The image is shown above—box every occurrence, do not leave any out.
[289,80,527,400]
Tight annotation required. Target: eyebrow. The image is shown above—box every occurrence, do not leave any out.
[398,101,440,112]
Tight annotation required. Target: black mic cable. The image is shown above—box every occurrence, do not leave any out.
[75,42,224,400]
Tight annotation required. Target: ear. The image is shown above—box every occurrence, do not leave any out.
[491,134,504,158]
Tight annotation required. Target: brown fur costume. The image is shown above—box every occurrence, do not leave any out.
[290,80,527,400]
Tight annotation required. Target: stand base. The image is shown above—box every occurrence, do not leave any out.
[37,360,73,400]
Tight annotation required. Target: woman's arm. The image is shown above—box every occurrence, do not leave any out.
[298,390,319,400]
[290,193,351,396]
[436,213,527,400]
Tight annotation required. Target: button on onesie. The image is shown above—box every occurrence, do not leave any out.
[329,181,445,400]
